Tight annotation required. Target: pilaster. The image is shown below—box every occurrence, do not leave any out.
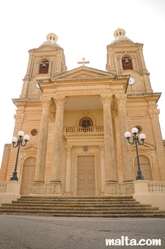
[65,145,72,194]
[137,45,148,74]
[149,109,165,180]
[99,145,105,192]
[34,96,52,183]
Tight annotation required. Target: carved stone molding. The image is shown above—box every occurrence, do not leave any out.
[115,94,127,105]
[100,94,112,105]
[41,96,52,108]
[14,113,24,122]
[54,94,67,106]
[99,145,104,151]
[66,145,72,152]
[149,109,160,118]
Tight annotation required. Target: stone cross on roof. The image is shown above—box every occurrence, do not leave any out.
[77,57,90,66]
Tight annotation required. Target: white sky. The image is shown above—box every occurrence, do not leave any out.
[0,0,165,166]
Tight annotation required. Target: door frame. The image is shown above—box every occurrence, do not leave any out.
[73,152,99,196]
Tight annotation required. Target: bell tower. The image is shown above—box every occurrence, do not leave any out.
[20,32,67,99]
[106,28,152,94]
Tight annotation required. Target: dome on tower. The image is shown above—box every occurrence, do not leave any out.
[41,32,61,47]
[111,28,132,44]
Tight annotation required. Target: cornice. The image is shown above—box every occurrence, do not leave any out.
[12,98,41,107]
[127,92,161,100]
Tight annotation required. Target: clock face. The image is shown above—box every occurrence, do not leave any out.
[36,83,40,89]
[129,76,136,85]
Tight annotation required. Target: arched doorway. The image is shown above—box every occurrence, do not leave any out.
[20,157,36,195]
[134,155,152,180]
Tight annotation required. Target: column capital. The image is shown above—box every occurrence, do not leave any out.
[54,94,67,106]
[149,109,160,118]
[100,94,112,105]
[99,145,104,151]
[115,94,127,105]
[41,96,52,108]
[66,145,72,151]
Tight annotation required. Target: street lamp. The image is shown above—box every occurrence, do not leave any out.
[124,127,146,180]
[10,131,30,181]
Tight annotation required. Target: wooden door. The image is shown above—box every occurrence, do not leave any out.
[20,157,36,195]
[77,156,95,196]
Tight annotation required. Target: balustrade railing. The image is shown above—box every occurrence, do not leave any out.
[64,126,104,135]
[148,181,165,193]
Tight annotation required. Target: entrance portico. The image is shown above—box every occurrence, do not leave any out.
[29,66,132,196]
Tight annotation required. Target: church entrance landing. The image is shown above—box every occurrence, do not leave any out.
[77,156,95,196]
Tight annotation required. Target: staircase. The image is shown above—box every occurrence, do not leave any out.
[0,196,165,217]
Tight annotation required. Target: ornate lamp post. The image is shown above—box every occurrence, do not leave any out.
[10,131,30,181]
[124,127,146,180]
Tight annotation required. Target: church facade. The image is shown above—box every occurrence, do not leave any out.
[0,29,165,198]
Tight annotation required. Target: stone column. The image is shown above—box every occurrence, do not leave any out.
[116,94,134,182]
[100,145,105,192]
[34,97,51,182]
[51,95,67,182]
[65,145,72,194]
[100,94,117,182]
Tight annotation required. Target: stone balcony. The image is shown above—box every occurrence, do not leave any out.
[63,126,104,137]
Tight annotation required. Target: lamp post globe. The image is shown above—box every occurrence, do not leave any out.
[124,127,146,180]
[10,131,30,181]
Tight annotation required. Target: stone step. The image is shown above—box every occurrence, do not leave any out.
[20,197,133,199]
[1,206,160,211]
[1,196,165,218]
[12,199,141,203]
[1,212,165,218]
[52,213,165,218]
[17,198,135,202]
[0,208,165,215]
[9,199,142,204]
[2,201,151,208]
[20,196,133,199]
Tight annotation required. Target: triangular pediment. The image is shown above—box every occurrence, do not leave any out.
[53,66,115,80]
